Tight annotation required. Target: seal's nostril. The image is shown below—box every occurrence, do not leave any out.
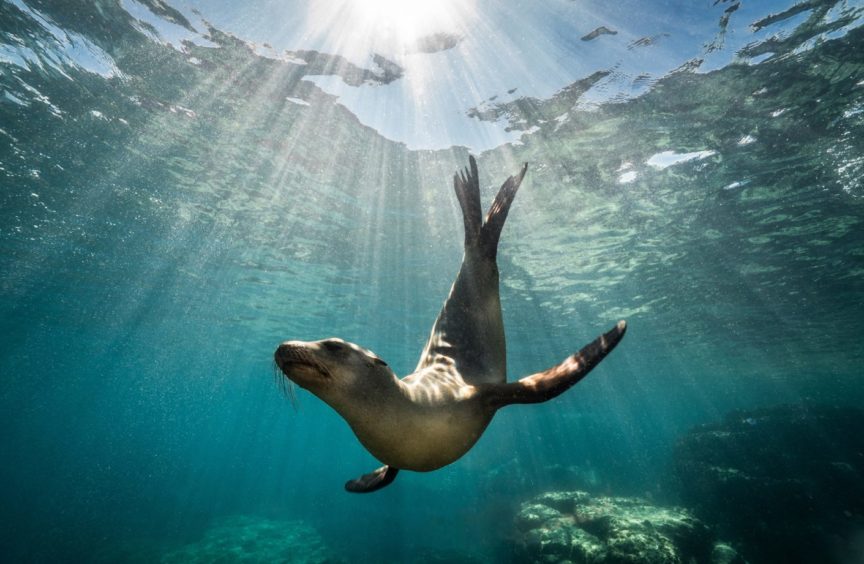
[275,342,302,368]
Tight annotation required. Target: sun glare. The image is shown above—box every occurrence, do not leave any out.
[302,0,471,56]
[349,0,457,39]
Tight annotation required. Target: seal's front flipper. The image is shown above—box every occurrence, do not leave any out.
[344,465,399,493]
[487,320,627,407]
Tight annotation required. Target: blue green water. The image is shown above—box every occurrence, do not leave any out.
[2,1,864,562]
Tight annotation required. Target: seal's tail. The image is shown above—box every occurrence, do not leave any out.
[484,320,627,407]
[454,156,528,258]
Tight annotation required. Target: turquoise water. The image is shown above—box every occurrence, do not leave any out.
[2,1,864,562]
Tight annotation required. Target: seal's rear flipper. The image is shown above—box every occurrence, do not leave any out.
[480,162,528,258]
[344,465,399,493]
[454,156,528,257]
[486,320,627,407]
[454,156,483,247]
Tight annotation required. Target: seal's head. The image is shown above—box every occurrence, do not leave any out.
[274,338,395,409]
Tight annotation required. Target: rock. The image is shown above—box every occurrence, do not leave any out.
[516,503,564,532]
[479,458,606,501]
[535,491,592,514]
[161,515,340,563]
[673,404,864,563]
[711,543,742,564]
[512,490,740,564]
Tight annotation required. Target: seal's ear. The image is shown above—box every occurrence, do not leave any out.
[344,465,399,493]
[484,320,627,408]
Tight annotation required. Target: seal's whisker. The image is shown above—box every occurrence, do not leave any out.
[291,347,332,380]
[286,379,298,411]
[273,361,299,412]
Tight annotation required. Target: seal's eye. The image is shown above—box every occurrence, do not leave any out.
[373,357,388,367]
[322,341,344,352]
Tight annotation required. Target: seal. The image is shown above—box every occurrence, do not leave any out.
[275,157,626,493]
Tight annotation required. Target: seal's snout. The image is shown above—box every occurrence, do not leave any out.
[274,340,332,386]
[274,341,303,371]
[274,341,290,366]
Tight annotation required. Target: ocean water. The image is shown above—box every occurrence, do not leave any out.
[2,1,864,562]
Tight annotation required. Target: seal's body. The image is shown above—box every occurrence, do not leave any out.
[275,157,626,492]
